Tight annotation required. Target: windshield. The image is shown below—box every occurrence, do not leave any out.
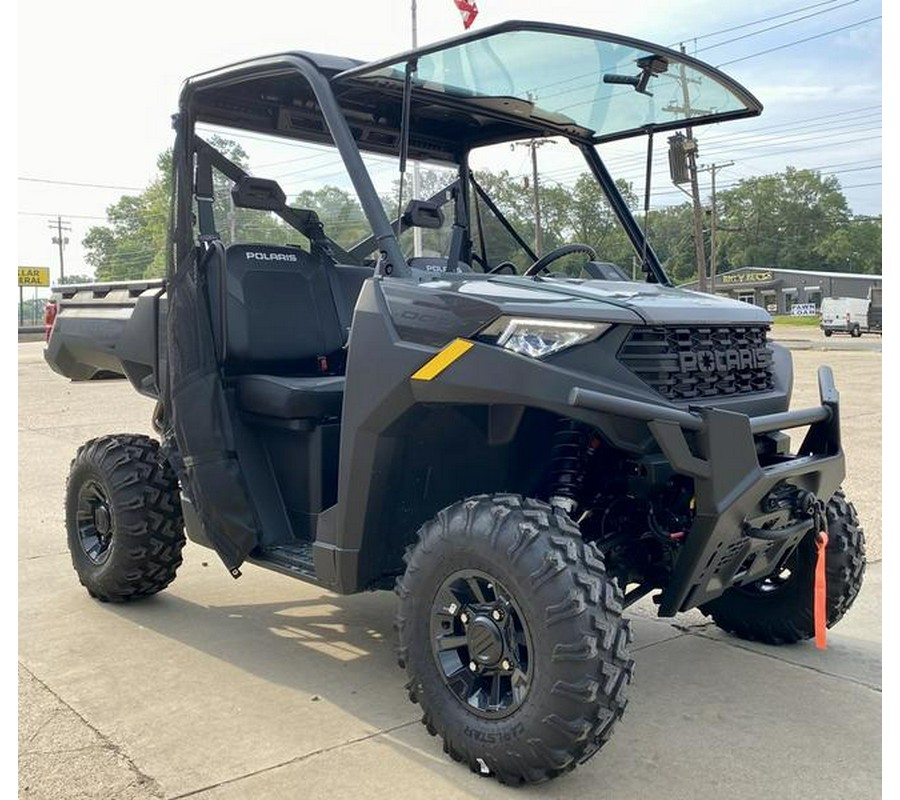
[343,24,760,142]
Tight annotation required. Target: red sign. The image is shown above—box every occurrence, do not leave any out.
[453,0,479,29]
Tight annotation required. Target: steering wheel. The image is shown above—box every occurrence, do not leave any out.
[487,261,518,275]
[523,243,597,277]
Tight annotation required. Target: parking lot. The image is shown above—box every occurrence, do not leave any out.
[18,336,881,799]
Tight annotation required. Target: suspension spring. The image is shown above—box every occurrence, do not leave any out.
[548,419,590,514]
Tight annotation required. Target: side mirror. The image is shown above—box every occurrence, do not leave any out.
[231,176,286,211]
[401,199,444,230]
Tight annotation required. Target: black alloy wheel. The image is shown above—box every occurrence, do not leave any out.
[430,570,533,718]
[734,550,799,597]
[75,479,116,565]
[396,494,633,785]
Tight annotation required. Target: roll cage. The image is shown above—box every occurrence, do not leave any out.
[171,20,762,283]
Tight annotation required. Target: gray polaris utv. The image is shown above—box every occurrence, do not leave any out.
[46,21,865,785]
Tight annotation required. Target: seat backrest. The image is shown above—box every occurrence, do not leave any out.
[334,264,374,312]
[208,244,346,375]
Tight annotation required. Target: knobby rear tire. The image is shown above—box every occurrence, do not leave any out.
[65,434,186,602]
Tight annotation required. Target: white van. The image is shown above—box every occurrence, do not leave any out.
[820,296,871,337]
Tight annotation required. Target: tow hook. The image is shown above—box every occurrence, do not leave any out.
[795,490,819,520]
[761,483,812,514]
[745,487,820,541]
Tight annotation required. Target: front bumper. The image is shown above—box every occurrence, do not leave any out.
[570,366,843,616]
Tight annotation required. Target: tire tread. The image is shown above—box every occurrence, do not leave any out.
[66,434,185,602]
[395,494,633,785]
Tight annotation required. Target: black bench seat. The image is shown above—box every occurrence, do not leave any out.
[236,374,344,420]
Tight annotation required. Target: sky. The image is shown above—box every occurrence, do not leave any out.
[15,0,884,289]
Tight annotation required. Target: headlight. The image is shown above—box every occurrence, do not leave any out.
[478,316,610,359]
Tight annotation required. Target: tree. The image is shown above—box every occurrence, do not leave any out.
[468,171,640,275]
[645,203,697,283]
[470,169,534,270]
[716,169,852,271]
[295,185,368,248]
[83,150,172,281]
[18,296,48,325]
[813,215,882,274]
[380,167,471,260]
[83,139,294,280]
[83,146,879,285]
[566,174,637,272]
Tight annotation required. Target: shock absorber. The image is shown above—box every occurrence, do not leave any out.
[548,419,590,515]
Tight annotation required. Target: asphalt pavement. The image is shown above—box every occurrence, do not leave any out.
[17,339,882,799]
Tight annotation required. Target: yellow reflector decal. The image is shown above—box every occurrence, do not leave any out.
[411,339,474,381]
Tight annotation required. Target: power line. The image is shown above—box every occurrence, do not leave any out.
[687,0,847,44]
[698,0,861,52]
[648,166,882,200]
[614,110,883,154]
[717,15,881,66]
[787,160,880,173]
[699,131,881,161]
[524,2,858,100]
[19,211,108,220]
[20,151,881,236]
[700,107,881,139]
[594,126,882,177]
[833,181,881,189]
[596,123,882,176]
[547,110,882,176]
[513,124,881,187]
[18,177,145,191]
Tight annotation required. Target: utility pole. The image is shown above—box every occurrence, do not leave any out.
[48,216,71,283]
[698,161,733,294]
[410,0,423,257]
[228,195,238,243]
[514,138,554,257]
[665,46,711,292]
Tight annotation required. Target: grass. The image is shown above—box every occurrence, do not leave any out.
[771,315,821,326]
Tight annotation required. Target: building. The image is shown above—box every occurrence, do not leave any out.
[680,268,882,315]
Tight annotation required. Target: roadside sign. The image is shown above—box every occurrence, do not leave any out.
[19,266,50,287]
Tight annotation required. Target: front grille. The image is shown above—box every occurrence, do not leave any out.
[619,325,774,401]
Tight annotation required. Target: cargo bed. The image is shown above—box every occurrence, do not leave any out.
[44,279,166,397]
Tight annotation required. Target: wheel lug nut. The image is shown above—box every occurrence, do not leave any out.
[501,659,511,671]
[469,661,478,672]
[491,609,502,621]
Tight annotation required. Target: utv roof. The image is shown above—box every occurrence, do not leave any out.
[182,20,761,161]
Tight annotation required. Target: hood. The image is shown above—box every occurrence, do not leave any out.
[451,276,773,326]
